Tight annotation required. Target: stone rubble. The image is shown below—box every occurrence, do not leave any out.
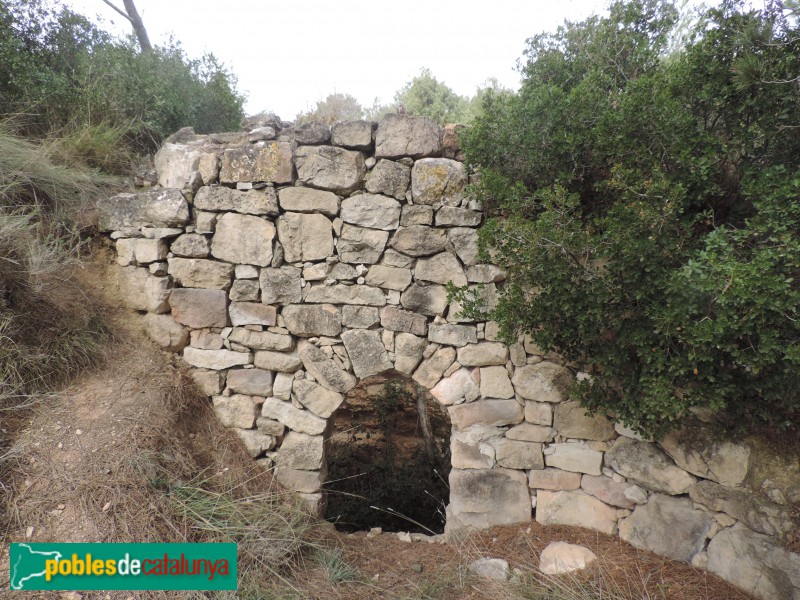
[100,116,799,600]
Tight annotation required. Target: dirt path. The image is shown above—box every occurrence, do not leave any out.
[0,252,754,599]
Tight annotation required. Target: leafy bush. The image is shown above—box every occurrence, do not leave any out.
[461,0,800,436]
[0,0,244,149]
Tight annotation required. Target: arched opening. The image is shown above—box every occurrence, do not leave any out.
[323,371,451,534]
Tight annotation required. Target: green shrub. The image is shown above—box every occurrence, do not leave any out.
[461,0,800,437]
[0,0,244,150]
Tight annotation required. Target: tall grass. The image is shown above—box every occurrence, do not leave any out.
[0,121,115,410]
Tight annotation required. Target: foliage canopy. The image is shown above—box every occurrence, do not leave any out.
[462,0,800,437]
[0,0,244,149]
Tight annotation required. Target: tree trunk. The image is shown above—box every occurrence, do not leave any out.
[416,387,438,462]
[100,0,152,53]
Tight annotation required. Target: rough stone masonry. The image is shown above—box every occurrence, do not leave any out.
[99,114,799,600]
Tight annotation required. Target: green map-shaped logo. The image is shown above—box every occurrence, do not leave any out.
[10,543,63,590]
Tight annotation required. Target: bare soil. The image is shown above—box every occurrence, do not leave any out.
[0,249,755,599]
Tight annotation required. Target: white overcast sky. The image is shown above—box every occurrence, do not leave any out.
[61,0,689,120]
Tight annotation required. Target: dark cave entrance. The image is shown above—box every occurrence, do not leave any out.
[323,372,451,534]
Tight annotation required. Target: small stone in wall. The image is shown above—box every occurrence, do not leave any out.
[448,399,524,430]
[331,120,372,151]
[341,329,393,378]
[260,266,302,305]
[544,443,603,476]
[194,186,279,216]
[298,345,357,393]
[213,394,259,429]
[415,252,468,287]
[394,333,428,374]
[554,401,616,441]
[390,226,448,257]
[142,313,188,352]
[229,302,277,327]
[457,342,508,367]
[118,267,171,313]
[525,401,553,426]
[261,397,326,435]
[430,368,479,406]
[365,159,411,200]
[400,283,448,317]
[227,368,273,397]
[277,212,334,263]
[479,365,515,399]
[254,350,303,373]
[448,227,480,266]
[184,348,251,370]
[341,305,380,329]
[605,438,696,496]
[506,423,556,443]
[190,329,223,350]
[412,346,456,388]
[282,304,342,338]
[528,468,581,491]
[511,362,573,403]
[191,369,224,396]
[168,258,234,290]
[277,187,340,218]
[493,439,543,470]
[539,542,597,575]
[337,224,390,264]
[340,194,401,231]
[296,145,366,195]
[275,432,324,470]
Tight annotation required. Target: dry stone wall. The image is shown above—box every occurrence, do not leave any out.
[99,114,798,600]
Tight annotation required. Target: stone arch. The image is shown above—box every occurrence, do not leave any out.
[323,369,451,533]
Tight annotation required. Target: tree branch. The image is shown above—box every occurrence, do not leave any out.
[99,0,132,23]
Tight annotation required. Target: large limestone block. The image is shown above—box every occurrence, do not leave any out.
[277,186,339,217]
[479,366,515,399]
[580,475,637,509]
[457,342,508,367]
[689,480,794,539]
[184,347,251,370]
[253,351,302,372]
[554,401,616,441]
[365,159,410,199]
[389,226,447,257]
[415,252,467,287]
[227,368,273,397]
[219,142,293,185]
[331,120,373,151]
[394,333,428,374]
[659,422,751,486]
[277,212,333,263]
[431,368,479,406]
[98,189,189,232]
[412,347,456,388]
[276,467,324,494]
[401,205,434,226]
[294,121,331,145]
[539,542,598,575]
[525,401,554,426]
[341,329,392,378]
[153,141,202,189]
[375,114,442,159]
[428,323,477,347]
[169,288,227,328]
[211,213,275,267]
[304,284,386,306]
[512,362,573,403]
[544,443,603,476]
[260,266,302,305]
[170,233,210,258]
[536,490,617,535]
[435,206,481,227]
[380,306,427,335]
[213,394,259,428]
[228,328,293,351]
[618,494,714,561]
[365,265,412,291]
[449,399,524,430]
[261,397,327,435]
[296,145,366,194]
[142,313,189,352]
[118,267,170,313]
[707,524,800,600]
[400,283,448,316]
[168,258,233,289]
[447,468,531,530]
[194,186,279,216]
[494,439,544,470]
[507,423,556,443]
[528,468,581,491]
[276,432,324,470]
[337,223,389,264]
[340,194,401,230]
[411,158,467,206]
[282,304,341,337]
[299,345,357,393]
[342,305,380,329]
[191,369,224,396]
[448,227,480,265]
[451,438,495,469]
[605,438,696,495]
[229,302,277,326]
[235,429,276,458]
[292,379,344,419]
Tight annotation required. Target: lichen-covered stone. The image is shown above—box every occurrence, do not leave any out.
[390,226,448,257]
[400,283,448,316]
[282,304,341,337]
[365,159,411,199]
[219,142,293,185]
[98,189,189,232]
[411,158,467,206]
[331,120,373,150]
[260,266,302,305]
[337,224,389,264]
[512,362,573,403]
